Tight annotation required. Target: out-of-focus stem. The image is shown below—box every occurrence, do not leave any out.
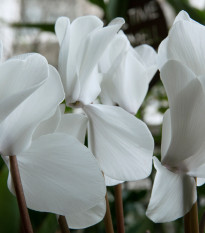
[114,184,125,233]
[9,155,33,233]
[104,192,114,233]
[184,178,199,233]
[58,215,71,233]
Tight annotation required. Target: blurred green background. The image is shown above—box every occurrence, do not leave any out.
[1,0,205,232]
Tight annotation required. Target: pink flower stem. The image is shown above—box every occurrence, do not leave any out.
[114,184,125,233]
[9,155,33,233]
[58,215,71,233]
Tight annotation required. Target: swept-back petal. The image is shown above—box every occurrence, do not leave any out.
[146,157,197,223]
[99,31,129,74]
[56,113,88,143]
[8,133,106,216]
[55,17,70,46]
[65,198,106,229]
[134,44,157,82]
[100,51,148,115]
[56,16,103,104]
[76,18,124,105]
[0,65,64,156]
[84,104,154,181]
[159,20,205,75]
[161,60,205,167]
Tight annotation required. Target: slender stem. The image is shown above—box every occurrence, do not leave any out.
[114,184,125,233]
[184,178,199,233]
[9,155,33,233]
[58,215,71,233]
[104,192,114,233]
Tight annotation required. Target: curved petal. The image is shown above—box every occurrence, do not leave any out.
[8,133,106,216]
[104,175,123,187]
[161,109,171,161]
[157,38,169,70]
[99,31,129,74]
[65,198,106,229]
[161,60,205,167]
[76,18,124,105]
[160,20,205,75]
[0,65,64,156]
[55,17,70,46]
[32,107,61,140]
[84,104,154,181]
[0,54,47,102]
[173,10,192,23]
[56,113,88,143]
[101,51,149,115]
[56,16,103,105]
[146,157,197,223]
[55,17,71,96]
[134,44,157,82]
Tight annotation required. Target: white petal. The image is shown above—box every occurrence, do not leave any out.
[55,17,70,46]
[75,18,124,104]
[173,10,196,24]
[0,65,64,156]
[104,175,123,186]
[161,60,205,167]
[146,157,197,223]
[0,54,48,102]
[134,44,157,82]
[65,198,106,229]
[56,113,88,143]
[99,31,129,74]
[8,133,106,216]
[100,50,149,115]
[78,67,103,105]
[197,178,205,186]
[84,104,154,181]
[58,16,103,104]
[161,109,172,161]
[55,17,71,96]
[32,107,61,140]
[77,18,124,80]
[157,38,169,70]
[160,20,205,75]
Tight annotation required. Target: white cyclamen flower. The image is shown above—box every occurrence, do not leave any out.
[146,59,205,222]
[0,48,106,228]
[55,15,125,106]
[99,31,157,115]
[55,16,154,188]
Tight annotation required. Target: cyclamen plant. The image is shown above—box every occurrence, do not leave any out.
[1,9,205,233]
